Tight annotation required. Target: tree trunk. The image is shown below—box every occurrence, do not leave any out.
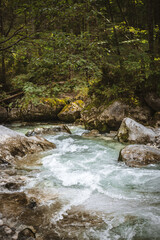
[0,0,8,90]
[106,0,123,68]
[147,0,154,66]
[154,0,160,54]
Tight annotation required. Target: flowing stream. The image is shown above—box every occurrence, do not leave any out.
[10,124,160,239]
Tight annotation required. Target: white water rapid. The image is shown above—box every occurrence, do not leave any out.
[11,124,160,240]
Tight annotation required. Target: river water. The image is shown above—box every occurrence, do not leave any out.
[10,124,160,240]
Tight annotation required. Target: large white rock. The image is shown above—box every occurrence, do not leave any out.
[118,117,156,144]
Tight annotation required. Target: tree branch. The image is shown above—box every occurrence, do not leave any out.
[0,26,24,44]
[0,35,27,51]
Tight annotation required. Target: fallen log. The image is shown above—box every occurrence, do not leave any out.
[0,91,24,103]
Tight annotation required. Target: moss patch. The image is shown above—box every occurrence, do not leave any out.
[60,100,85,114]
[42,98,67,107]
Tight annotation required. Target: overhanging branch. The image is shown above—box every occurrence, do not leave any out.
[0,26,24,45]
[0,35,27,51]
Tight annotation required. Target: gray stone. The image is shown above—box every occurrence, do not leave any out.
[118,144,160,167]
[0,125,56,164]
[0,219,3,226]
[4,226,12,234]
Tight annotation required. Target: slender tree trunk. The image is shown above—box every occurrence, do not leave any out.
[116,0,129,26]
[147,0,154,67]
[154,0,160,54]
[106,0,123,68]
[1,52,8,90]
[0,0,8,90]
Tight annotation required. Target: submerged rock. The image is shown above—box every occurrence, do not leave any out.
[118,144,160,167]
[0,125,56,164]
[58,100,85,123]
[82,129,100,138]
[117,117,156,144]
[25,125,71,137]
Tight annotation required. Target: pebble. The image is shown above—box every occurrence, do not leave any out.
[4,226,12,234]
[12,233,18,240]
[0,219,3,226]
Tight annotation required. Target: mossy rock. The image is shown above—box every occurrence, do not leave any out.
[58,100,85,123]
[18,98,67,121]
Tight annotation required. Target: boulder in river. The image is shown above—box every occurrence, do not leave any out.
[81,101,152,133]
[25,125,71,136]
[117,117,156,144]
[58,100,85,122]
[0,125,56,164]
[118,144,160,167]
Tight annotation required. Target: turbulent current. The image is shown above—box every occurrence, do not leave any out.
[12,124,160,240]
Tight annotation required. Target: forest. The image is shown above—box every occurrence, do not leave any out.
[0,0,160,107]
[0,1,160,240]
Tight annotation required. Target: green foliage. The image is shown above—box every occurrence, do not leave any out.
[19,82,49,107]
[1,0,160,107]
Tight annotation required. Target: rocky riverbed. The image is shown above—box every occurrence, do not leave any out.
[0,123,160,239]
